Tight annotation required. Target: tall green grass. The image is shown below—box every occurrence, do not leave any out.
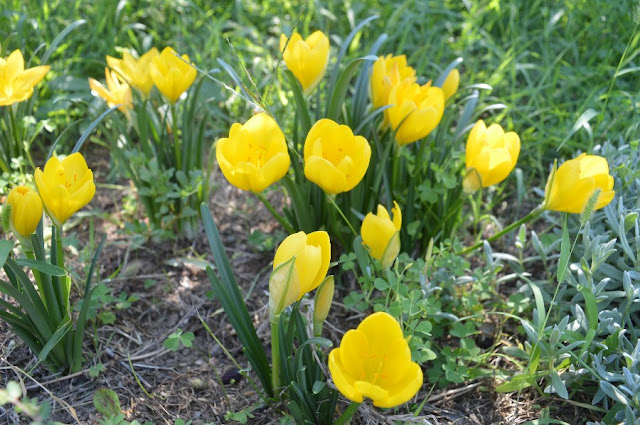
[2,0,636,176]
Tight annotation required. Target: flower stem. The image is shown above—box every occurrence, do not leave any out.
[270,320,281,394]
[326,194,357,237]
[255,192,295,234]
[334,402,361,425]
[458,206,544,255]
[171,102,182,170]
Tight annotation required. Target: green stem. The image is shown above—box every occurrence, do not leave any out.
[255,192,296,234]
[55,225,64,269]
[334,402,361,425]
[171,103,182,170]
[24,249,46,303]
[271,320,281,393]
[458,206,544,255]
[326,195,357,237]
[53,225,69,318]
[8,105,20,159]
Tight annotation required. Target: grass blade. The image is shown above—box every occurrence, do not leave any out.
[15,258,66,276]
[326,56,377,121]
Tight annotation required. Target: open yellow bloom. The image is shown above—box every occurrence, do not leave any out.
[441,68,460,101]
[88,68,133,115]
[361,201,402,269]
[463,120,520,193]
[216,113,290,192]
[386,79,444,146]
[328,312,423,408]
[106,47,159,96]
[280,31,330,95]
[34,153,95,227]
[0,50,49,106]
[370,54,416,110]
[269,231,331,322]
[4,186,43,238]
[149,47,197,103]
[544,153,614,214]
[303,119,371,195]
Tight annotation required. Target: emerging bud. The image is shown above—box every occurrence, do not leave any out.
[4,186,43,238]
[313,275,335,336]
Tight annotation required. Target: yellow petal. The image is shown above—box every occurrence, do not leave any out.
[305,231,331,293]
[361,211,397,261]
[441,68,460,100]
[256,152,290,192]
[391,200,402,230]
[328,349,364,403]
[358,312,404,356]
[465,120,487,167]
[373,362,423,408]
[304,156,347,194]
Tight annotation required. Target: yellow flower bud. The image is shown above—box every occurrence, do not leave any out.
[544,153,614,214]
[361,201,402,269]
[303,119,371,195]
[280,31,330,95]
[0,50,49,106]
[4,186,42,238]
[328,312,423,408]
[106,47,159,96]
[386,79,445,146]
[149,47,197,104]
[313,275,335,337]
[463,120,520,193]
[441,68,460,101]
[269,231,331,322]
[216,113,290,192]
[34,153,95,227]
[370,54,416,110]
[88,67,133,116]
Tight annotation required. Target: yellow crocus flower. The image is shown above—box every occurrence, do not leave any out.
[328,312,423,408]
[386,79,445,146]
[463,120,520,193]
[106,47,159,96]
[370,54,416,110]
[149,47,197,104]
[0,50,49,106]
[361,201,402,269]
[303,119,371,195]
[34,153,95,227]
[88,68,133,115]
[4,186,43,238]
[280,31,330,95]
[269,231,331,322]
[544,153,614,214]
[216,113,290,192]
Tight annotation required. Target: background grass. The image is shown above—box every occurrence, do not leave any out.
[2,0,637,182]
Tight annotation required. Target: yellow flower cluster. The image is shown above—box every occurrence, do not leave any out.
[89,46,197,113]
[216,115,372,196]
[370,54,458,145]
[3,153,95,238]
[268,229,421,408]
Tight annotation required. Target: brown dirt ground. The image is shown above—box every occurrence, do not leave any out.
[0,148,595,425]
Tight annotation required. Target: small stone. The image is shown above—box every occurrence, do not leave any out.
[188,378,208,390]
[221,368,243,385]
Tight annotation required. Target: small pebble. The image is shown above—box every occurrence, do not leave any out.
[221,368,243,385]
[189,378,208,390]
